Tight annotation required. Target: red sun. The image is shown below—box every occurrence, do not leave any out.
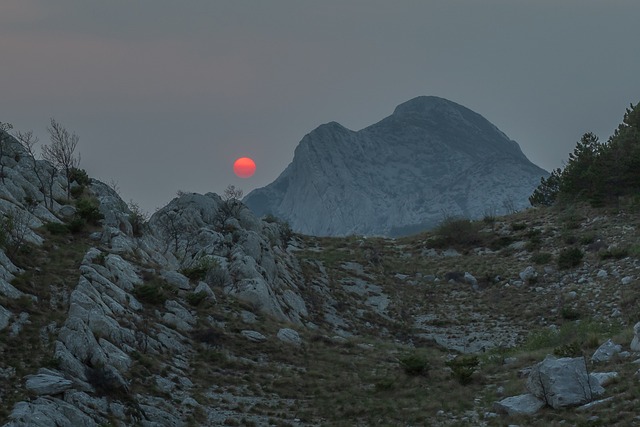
[233,157,256,178]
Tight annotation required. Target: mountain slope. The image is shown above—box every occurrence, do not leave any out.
[244,96,548,236]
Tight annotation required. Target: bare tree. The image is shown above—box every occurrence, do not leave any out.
[15,130,55,210]
[1,208,32,259]
[0,122,14,184]
[217,185,244,223]
[43,118,80,199]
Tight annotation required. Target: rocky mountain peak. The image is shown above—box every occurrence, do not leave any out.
[244,96,548,236]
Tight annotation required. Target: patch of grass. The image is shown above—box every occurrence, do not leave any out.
[600,246,629,260]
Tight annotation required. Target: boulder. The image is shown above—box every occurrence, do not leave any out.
[24,369,73,395]
[630,322,640,352]
[277,328,302,346]
[519,266,537,282]
[493,393,545,416]
[241,330,267,343]
[0,304,12,331]
[591,339,622,363]
[591,372,618,387]
[526,355,604,408]
[464,272,478,289]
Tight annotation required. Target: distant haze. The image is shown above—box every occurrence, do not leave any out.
[1,1,639,214]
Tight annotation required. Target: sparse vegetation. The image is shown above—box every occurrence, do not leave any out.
[557,247,584,269]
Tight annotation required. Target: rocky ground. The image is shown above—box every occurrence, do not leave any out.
[2,131,640,426]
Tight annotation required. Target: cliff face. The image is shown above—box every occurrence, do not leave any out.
[244,96,548,236]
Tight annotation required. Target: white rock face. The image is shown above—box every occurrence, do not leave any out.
[526,355,604,409]
[244,96,548,236]
[493,393,545,416]
[591,339,622,363]
[630,321,640,351]
[24,369,73,395]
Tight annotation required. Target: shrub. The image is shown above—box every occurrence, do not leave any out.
[561,306,582,320]
[186,291,208,307]
[446,356,479,385]
[181,256,219,282]
[75,197,103,225]
[191,328,223,345]
[128,200,148,237]
[67,217,86,233]
[85,365,128,397]
[399,354,430,376]
[69,185,84,199]
[531,252,552,265]
[557,247,584,269]
[554,341,582,357]
[68,167,91,186]
[600,246,629,260]
[132,278,172,305]
[44,221,69,235]
[432,217,482,247]
[511,222,527,231]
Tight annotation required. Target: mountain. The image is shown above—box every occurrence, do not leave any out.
[2,125,640,425]
[244,96,548,236]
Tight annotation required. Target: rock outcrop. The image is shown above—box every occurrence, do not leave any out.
[244,96,548,236]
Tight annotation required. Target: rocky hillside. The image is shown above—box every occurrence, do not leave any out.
[244,96,548,236]
[2,127,640,426]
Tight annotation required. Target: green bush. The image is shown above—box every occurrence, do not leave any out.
[186,291,208,307]
[531,252,553,265]
[75,197,104,225]
[445,356,479,385]
[561,306,582,320]
[558,247,584,269]
[511,222,527,231]
[432,217,482,247]
[132,279,172,305]
[69,185,84,199]
[181,256,219,281]
[67,218,86,233]
[44,221,69,235]
[553,342,582,357]
[600,246,629,260]
[68,167,91,186]
[399,354,430,376]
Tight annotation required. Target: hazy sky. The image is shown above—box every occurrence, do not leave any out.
[2,1,639,213]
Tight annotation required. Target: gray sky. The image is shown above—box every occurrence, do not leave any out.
[2,1,639,214]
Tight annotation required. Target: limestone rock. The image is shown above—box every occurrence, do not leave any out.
[241,330,267,343]
[244,96,547,236]
[591,371,618,387]
[493,394,545,416]
[519,266,537,282]
[0,304,12,331]
[7,397,97,427]
[277,328,302,346]
[591,339,622,363]
[630,322,640,351]
[24,369,73,395]
[526,355,604,409]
